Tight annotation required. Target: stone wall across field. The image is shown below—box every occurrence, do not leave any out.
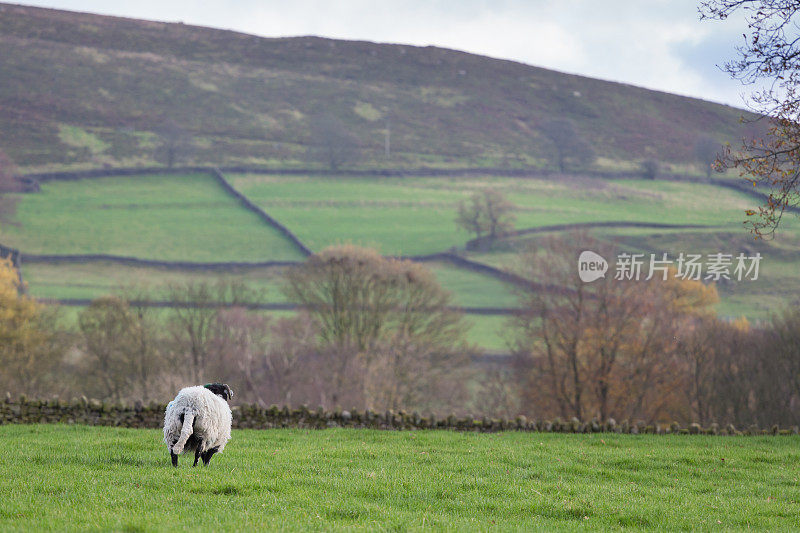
[2,396,798,436]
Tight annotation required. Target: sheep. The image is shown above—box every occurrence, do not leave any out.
[163,383,233,467]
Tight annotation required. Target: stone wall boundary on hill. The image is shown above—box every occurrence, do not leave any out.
[11,165,719,302]
[410,252,569,295]
[0,243,21,267]
[1,396,797,436]
[209,168,313,256]
[18,164,711,182]
[41,298,519,317]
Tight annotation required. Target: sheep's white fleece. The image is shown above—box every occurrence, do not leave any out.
[163,386,232,455]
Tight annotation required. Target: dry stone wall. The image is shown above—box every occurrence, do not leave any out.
[2,396,797,436]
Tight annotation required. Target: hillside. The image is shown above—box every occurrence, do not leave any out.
[0,3,753,171]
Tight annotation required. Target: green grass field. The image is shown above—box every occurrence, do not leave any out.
[1,425,798,531]
[20,262,291,302]
[0,173,305,261]
[227,174,770,256]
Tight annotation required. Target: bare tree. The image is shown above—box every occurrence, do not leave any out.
[456,188,516,243]
[455,194,483,239]
[539,118,595,172]
[264,314,319,406]
[679,311,800,427]
[210,308,272,406]
[78,296,163,402]
[166,279,257,384]
[694,136,721,178]
[208,308,323,408]
[509,234,718,422]
[475,365,521,419]
[679,316,754,425]
[700,1,800,236]
[640,158,659,180]
[283,245,473,412]
[78,297,131,402]
[757,310,800,425]
[307,114,360,170]
[156,119,194,168]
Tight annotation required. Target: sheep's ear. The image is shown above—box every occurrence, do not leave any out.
[226,385,233,400]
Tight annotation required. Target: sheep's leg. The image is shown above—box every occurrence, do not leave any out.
[192,441,206,466]
[202,446,219,466]
[171,452,178,467]
[193,439,206,467]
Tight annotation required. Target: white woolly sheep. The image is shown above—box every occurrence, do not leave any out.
[163,383,233,467]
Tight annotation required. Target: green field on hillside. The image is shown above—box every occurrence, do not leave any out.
[4,172,780,262]
[1,425,798,531]
[228,174,770,256]
[0,173,305,261]
[7,170,800,340]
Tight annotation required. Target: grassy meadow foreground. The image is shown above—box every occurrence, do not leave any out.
[0,425,798,531]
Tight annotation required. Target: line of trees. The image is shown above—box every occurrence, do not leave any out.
[2,241,799,425]
[0,247,473,415]
[502,234,800,427]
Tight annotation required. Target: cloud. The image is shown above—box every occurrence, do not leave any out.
[231,0,584,67]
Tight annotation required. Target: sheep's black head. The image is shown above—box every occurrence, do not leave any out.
[204,383,233,401]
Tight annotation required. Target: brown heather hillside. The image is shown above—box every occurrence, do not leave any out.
[0,2,755,171]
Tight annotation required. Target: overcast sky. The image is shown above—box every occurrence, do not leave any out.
[16,0,755,108]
